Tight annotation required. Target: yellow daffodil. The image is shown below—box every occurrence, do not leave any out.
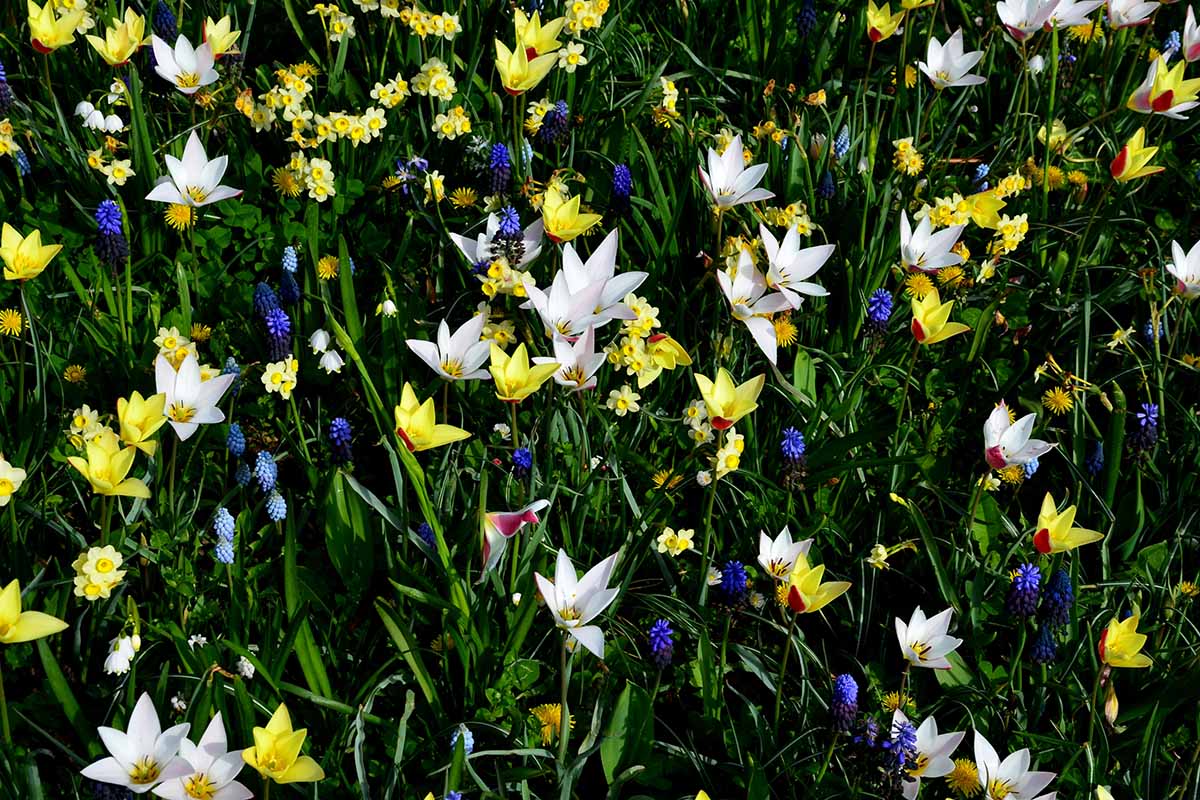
[495,38,558,95]
[694,367,764,430]
[86,9,150,66]
[1033,492,1104,554]
[490,343,560,402]
[0,579,68,644]
[1110,128,1164,182]
[910,287,970,345]
[1,223,63,282]
[0,458,27,507]
[867,0,905,42]
[785,553,851,614]
[242,703,326,784]
[66,429,150,498]
[393,382,471,452]
[27,0,84,53]
[514,9,566,55]
[204,15,241,58]
[117,391,167,457]
[964,190,1006,229]
[1099,614,1152,668]
[541,186,603,243]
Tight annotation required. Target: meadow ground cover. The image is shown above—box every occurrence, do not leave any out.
[0,0,1198,797]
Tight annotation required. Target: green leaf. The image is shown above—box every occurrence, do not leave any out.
[601,682,655,783]
[324,471,376,599]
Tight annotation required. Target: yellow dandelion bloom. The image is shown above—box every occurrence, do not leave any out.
[999,465,1024,484]
[904,65,917,88]
[531,703,574,745]
[190,323,213,343]
[1046,166,1066,190]
[937,265,965,288]
[773,314,798,348]
[449,187,478,208]
[1042,386,1074,415]
[881,691,914,713]
[292,62,319,78]
[0,308,23,336]
[164,204,195,231]
[317,255,339,280]
[1067,21,1102,43]
[381,175,402,191]
[272,168,302,197]
[1179,580,1199,598]
[905,273,935,300]
[64,364,87,383]
[945,758,981,796]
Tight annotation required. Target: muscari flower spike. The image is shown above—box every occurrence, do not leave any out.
[234,462,252,487]
[512,446,533,476]
[648,618,674,668]
[253,451,277,493]
[1006,563,1041,617]
[329,417,353,464]
[263,307,292,360]
[1030,622,1057,664]
[94,200,129,268]
[489,142,512,195]
[719,559,749,603]
[226,422,245,456]
[781,426,806,462]
[611,163,632,215]
[416,521,436,549]
[282,245,298,273]
[1039,568,1074,628]
[266,490,287,522]
[213,507,235,541]
[831,674,858,732]
[253,282,280,316]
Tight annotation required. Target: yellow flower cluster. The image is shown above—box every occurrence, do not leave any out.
[477,305,517,348]
[987,213,1030,258]
[565,0,610,33]
[656,526,695,556]
[763,203,815,235]
[153,326,199,369]
[72,545,125,601]
[478,257,534,299]
[0,119,27,164]
[397,5,461,38]
[412,57,457,101]
[370,74,412,108]
[278,152,337,203]
[526,98,555,133]
[432,106,472,140]
[654,77,681,127]
[250,66,394,150]
[262,355,300,400]
[892,137,924,176]
[927,194,972,228]
[66,404,105,449]
[308,4,356,42]
[992,171,1030,199]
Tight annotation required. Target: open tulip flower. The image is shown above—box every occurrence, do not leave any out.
[867,0,906,41]
[1110,127,1164,181]
[785,552,851,613]
[757,526,814,581]
[514,9,566,56]
[151,34,219,95]
[1099,614,1152,668]
[0,579,68,644]
[1127,57,1200,119]
[893,710,965,799]
[406,314,493,381]
[145,131,242,208]
[971,730,1057,800]
[67,429,151,498]
[242,703,325,784]
[541,186,603,243]
[534,549,621,659]
[153,713,253,800]
[393,382,471,452]
[918,29,986,89]
[910,287,970,345]
[717,247,793,364]
[1034,493,1104,554]
[694,368,764,430]
[760,223,833,309]
[901,211,966,273]
[490,342,560,402]
[81,693,192,793]
[1168,238,1200,296]
[27,0,84,53]
[699,134,775,209]
[495,36,558,95]
[896,606,962,669]
[983,401,1055,469]
[481,498,550,574]
[1,223,62,282]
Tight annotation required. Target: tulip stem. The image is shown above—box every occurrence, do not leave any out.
[262,779,270,800]
[1041,28,1059,224]
[0,657,10,745]
[100,497,114,547]
[557,636,572,764]
[510,403,520,449]
[815,736,837,785]
[772,611,797,736]
[894,342,920,428]
[512,94,523,186]
[697,472,719,607]
[289,395,312,463]
[1084,666,1105,759]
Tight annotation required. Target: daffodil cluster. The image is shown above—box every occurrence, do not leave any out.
[71,545,126,601]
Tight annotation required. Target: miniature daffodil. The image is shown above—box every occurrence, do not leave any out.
[1034,492,1104,554]
[1110,128,1164,182]
[541,186,603,243]
[1,224,63,282]
[785,552,851,613]
[66,429,151,498]
[242,703,325,784]
[0,579,68,644]
[1099,614,1152,668]
[490,343,560,402]
[116,391,167,457]
[910,287,970,345]
[694,368,764,430]
[393,382,471,452]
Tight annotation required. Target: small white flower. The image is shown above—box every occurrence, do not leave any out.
[170,695,187,714]
[187,634,208,650]
[749,591,766,609]
[104,635,136,675]
[533,549,621,659]
[493,422,512,440]
[236,655,255,679]
[378,299,398,317]
[309,328,331,354]
[589,456,603,469]
[706,566,723,586]
[696,469,713,486]
[895,606,963,669]
[512,592,522,605]
[156,354,236,442]
[318,350,345,374]
[145,131,242,208]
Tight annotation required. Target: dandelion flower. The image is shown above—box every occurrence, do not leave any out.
[531,703,574,745]
[0,308,22,336]
[64,364,88,383]
[1042,386,1074,415]
[164,204,195,231]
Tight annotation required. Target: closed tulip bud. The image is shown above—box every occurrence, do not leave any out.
[1104,682,1119,725]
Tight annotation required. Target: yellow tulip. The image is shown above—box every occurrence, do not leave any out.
[1099,614,1152,669]
[242,703,326,784]
[393,382,471,452]
[910,287,970,345]
[117,391,167,457]
[85,9,150,66]
[1,223,62,282]
[495,38,558,95]
[965,191,1006,229]
[514,9,566,55]
[541,186,603,243]
[1033,492,1104,554]
[204,15,241,59]
[636,334,693,388]
[694,367,764,430]
[786,553,851,614]
[1110,128,1164,182]
[867,0,905,42]
[0,579,68,644]
[490,343,560,402]
[66,429,150,498]
[27,0,84,53]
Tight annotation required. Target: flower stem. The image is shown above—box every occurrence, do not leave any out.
[772,611,798,735]
[1085,666,1106,755]
[697,471,719,607]
[815,736,837,785]
[511,403,520,448]
[289,394,312,463]
[512,94,523,186]
[894,342,920,428]
[100,497,114,547]
[263,779,271,800]
[0,657,11,745]
[557,636,571,764]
